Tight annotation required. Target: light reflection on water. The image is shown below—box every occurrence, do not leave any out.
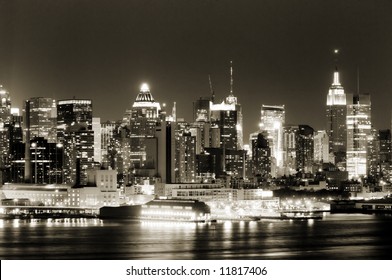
[0,213,392,259]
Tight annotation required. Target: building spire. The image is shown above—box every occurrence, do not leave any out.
[208,74,215,103]
[230,60,234,96]
[172,101,176,122]
[333,68,341,86]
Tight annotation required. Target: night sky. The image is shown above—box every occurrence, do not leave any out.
[1,0,392,143]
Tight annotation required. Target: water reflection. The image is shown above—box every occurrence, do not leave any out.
[0,214,391,259]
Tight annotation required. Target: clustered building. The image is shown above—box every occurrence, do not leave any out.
[0,61,391,207]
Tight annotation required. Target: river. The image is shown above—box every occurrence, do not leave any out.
[1,213,391,259]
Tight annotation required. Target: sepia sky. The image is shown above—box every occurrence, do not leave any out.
[1,0,392,142]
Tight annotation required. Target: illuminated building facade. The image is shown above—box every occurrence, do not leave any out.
[378,129,391,182]
[250,132,271,180]
[100,121,117,170]
[92,117,102,164]
[57,99,94,185]
[314,130,330,163]
[283,125,299,175]
[346,93,372,179]
[259,105,285,177]
[24,97,57,143]
[29,137,64,184]
[209,62,243,151]
[0,85,11,169]
[193,97,211,123]
[326,69,347,166]
[366,128,380,180]
[122,84,161,169]
[296,125,314,173]
[175,130,196,183]
[8,114,24,183]
[57,99,93,141]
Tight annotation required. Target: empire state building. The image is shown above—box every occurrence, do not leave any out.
[326,68,347,166]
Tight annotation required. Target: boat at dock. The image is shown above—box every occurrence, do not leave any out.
[99,198,211,222]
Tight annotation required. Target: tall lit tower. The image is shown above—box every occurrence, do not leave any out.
[346,93,371,179]
[57,99,94,185]
[326,67,347,166]
[0,85,12,170]
[0,85,11,124]
[259,105,285,177]
[122,83,161,169]
[24,97,57,143]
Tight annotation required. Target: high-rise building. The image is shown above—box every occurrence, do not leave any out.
[250,132,271,180]
[193,97,211,123]
[0,85,12,170]
[29,137,64,184]
[209,61,243,151]
[326,68,347,166]
[24,97,57,143]
[57,99,93,141]
[378,129,391,182]
[367,128,380,180]
[100,121,117,169]
[210,103,238,150]
[283,125,299,175]
[92,117,102,164]
[346,93,372,179]
[259,105,285,177]
[122,84,161,169]
[314,130,330,163]
[296,125,314,173]
[57,99,94,185]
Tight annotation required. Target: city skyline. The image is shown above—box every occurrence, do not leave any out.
[1,0,392,141]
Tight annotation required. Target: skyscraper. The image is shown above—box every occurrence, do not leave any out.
[326,68,347,166]
[314,130,330,163]
[57,99,94,185]
[378,129,391,182]
[259,105,285,177]
[122,84,161,169]
[283,125,298,175]
[346,93,372,179]
[209,61,243,151]
[24,97,57,143]
[0,85,11,170]
[250,132,271,180]
[296,125,314,173]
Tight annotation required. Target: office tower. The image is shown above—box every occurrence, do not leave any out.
[57,99,94,185]
[250,132,271,180]
[259,105,285,177]
[193,97,211,123]
[100,121,117,169]
[92,117,102,164]
[175,130,196,183]
[378,129,391,182]
[0,85,11,170]
[283,125,299,175]
[9,113,25,183]
[29,137,64,184]
[210,103,238,150]
[296,125,314,173]
[122,84,161,169]
[24,97,57,143]
[346,93,372,179]
[314,130,330,163]
[57,99,93,141]
[209,62,243,151]
[326,68,347,166]
[367,128,380,180]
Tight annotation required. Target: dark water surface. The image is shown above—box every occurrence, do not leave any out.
[1,213,392,259]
